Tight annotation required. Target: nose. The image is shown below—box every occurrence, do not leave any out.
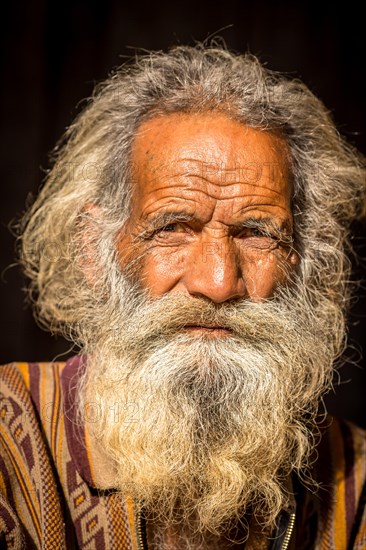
[181,239,247,303]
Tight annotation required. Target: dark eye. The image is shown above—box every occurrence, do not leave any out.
[139,222,187,242]
[238,227,268,238]
[159,223,178,233]
[236,226,279,251]
[152,222,188,238]
[248,227,265,237]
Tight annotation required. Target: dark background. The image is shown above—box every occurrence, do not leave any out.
[1,1,365,426]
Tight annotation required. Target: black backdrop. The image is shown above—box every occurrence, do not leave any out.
[1,0,365,426]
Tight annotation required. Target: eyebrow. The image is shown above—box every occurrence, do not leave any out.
[144,210,197,228]
[235,217,294,242]
[136,211,197,240]
[136,211,294,243]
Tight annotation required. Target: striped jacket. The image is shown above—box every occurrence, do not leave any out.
[0,357,366,549]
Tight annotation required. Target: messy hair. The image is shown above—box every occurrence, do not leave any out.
[20,43,366,340]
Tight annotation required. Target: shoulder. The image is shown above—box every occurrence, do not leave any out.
[316,416,366,487]
[310,417,366,548]
[0,360,67,459]
[0,360,65,387]
[0,361,70,548]
[0,360,67,407]
[0,360,70,481]
[326,417,366,548]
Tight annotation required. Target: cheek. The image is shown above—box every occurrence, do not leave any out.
[243,251,295,300]
[117,226,187,296]
[133,247,187,296]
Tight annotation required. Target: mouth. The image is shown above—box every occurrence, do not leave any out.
[182,325,233,337]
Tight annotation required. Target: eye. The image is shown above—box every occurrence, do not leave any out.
[158,223,179,233]
[152,222,189,239]
[248,228,266,237]
[236,226,279,252]
[238,227,270,239]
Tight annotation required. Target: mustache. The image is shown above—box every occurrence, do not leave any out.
[116,289,300,348]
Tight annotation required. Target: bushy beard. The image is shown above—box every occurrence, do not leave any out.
[78,273,343,542]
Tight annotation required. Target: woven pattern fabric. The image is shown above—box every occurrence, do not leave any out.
[0,361,135,549]
[291,417,366,549]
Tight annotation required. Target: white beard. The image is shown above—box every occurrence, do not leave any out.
[79,282,341,539]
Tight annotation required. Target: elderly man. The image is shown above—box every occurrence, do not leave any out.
[1,44,366,549]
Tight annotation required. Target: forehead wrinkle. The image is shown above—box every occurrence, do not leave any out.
[235,203,293,218]
[143,184,290,207]
[132,114,293,227]
[185,176,291,199]
[142,171,290,195]
[145,151,289,177]
[229,201,291,217]
[140,194,210,219]
[140,166,290,200]
[146,160,290,192]
[181,173,289,194]
[153,156,273,175]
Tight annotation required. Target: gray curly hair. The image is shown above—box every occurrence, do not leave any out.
[20,43,366,343]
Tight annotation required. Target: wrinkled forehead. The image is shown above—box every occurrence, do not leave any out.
[129,112,292,205]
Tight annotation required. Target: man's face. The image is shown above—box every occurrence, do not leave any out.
[118,112,298,310]
[86,112,335,537]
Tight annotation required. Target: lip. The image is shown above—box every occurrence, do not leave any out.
[183,325,233,336]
